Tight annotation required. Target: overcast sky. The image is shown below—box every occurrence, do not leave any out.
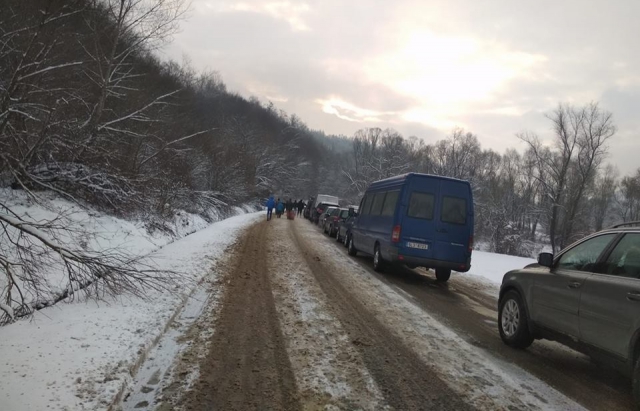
[162,0,640,175]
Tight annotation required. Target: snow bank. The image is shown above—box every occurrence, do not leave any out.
[0,189,262,411]
[468,250,535,285]
[0,188,259,312]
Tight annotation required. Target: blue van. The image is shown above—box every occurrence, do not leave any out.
[347,173,474,282]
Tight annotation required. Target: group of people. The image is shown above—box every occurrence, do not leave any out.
[266,196,306,221]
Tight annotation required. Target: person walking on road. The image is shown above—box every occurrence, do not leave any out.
[297,200,304,216]
[266,195,275,221]
[276,198,284,218]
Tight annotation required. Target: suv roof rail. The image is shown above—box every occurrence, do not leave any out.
[608,221,640,229]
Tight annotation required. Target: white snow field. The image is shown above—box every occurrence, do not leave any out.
[468,250,536,284]
[0,190,262,411]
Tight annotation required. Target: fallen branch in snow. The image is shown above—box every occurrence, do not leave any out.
[0,210,176,326]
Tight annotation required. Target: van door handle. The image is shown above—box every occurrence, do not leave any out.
[627,292,640,302]
[567,281,582,289]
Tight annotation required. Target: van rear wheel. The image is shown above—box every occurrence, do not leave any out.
[435,268,451,282]
[373,245,386,272]
[347,236,358,256]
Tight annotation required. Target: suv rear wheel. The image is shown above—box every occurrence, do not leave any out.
[498,290,534,349]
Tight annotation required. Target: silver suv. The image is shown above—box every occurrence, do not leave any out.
[498,222,640,407]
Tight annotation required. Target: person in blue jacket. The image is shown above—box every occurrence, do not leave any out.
[276,198,284,218]
[266,195,275,221]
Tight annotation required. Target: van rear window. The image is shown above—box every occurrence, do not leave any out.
[381,191,399,216]
[370,193,385,215]
[361,195,373,215]
[441,196,467,225]
[407,192,435,220]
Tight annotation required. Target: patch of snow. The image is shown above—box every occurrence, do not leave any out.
[469,250,536,285]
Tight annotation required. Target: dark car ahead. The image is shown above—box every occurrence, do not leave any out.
[337,209,359,245]
[498,222,640,407]
[313,203,338,224]
[303,196,315,219]
[323,208,350,237]
[318,206,338,228]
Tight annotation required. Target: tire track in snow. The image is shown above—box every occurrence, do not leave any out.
[294,220,585,411]
[291,220,474,411]
[267,218,387,410]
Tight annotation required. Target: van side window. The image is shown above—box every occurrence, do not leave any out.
[381,191,399,216]
[361,195,373,215]
[441,196,467,225]
[407,192,435,220]
[370,193,386,215]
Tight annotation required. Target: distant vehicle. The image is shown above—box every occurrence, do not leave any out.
[337,207,359,245]
[318,206,338,228]
[323,208,350,237]
[348,173,474,282]
[303,196,315,219]
[311,194,340,224]
[498,222,640,407]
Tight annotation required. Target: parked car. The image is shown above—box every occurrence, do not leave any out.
[347,173,474,282]
[498,221,640,407]
[337,208,359,245]
[311,196,339,221]
[318,206,338,228]
[312,196,340,224]
[324,208,350,237]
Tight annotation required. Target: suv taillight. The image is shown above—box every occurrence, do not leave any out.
[392,225,401,243]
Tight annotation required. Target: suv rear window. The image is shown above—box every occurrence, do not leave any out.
[602,234,640,278]
[441,196,467,225]
[407,192,435,220]
[557,234,616,272]
[339,210,350,219]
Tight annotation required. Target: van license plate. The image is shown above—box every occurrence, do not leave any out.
[407,242,428,250]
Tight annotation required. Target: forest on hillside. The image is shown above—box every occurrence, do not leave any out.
[2,0,640,322]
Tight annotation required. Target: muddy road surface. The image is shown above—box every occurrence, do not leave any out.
[181,221,299,411]
[155,217,633,411]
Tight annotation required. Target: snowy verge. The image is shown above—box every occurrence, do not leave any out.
[465,250,535,290]
[0,188,260,315]
[0,210,262,411]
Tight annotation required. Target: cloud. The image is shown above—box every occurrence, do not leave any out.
[164,0,640,175]
[229,1,311,31]
[316,97,397,123]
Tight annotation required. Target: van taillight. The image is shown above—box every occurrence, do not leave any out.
[392,225,401,243]
[469,235,474,253]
